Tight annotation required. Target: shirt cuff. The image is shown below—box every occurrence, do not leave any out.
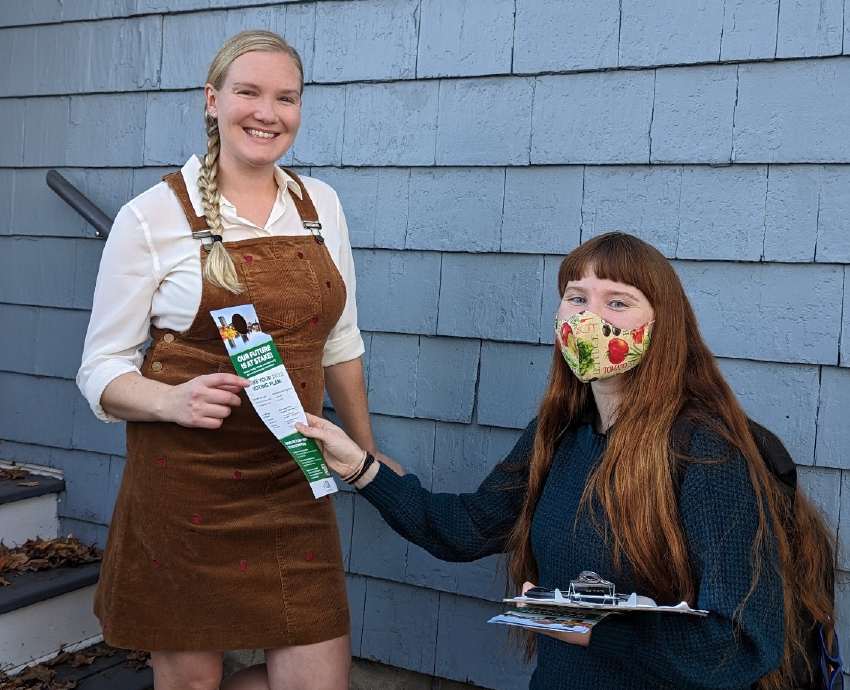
[81,361,141,423]
[322,329,365,368]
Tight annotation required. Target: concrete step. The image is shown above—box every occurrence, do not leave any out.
[0,469,64,546]
[0,562,102,674]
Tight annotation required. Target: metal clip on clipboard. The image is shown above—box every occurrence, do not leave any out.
[523,572,652,608]
[567,571,618,604]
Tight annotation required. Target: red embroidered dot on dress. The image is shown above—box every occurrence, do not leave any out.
[233,471,242,479]
[192,515,201,524]
[300,382,307,389]
[305,551,314,561]
[297,252,304,259]
[156,458,165,467]
[325,281,331,288]
[311,317,319,324]
[239,560,247,571]
[152,559,160,569]
[245,255,253,263]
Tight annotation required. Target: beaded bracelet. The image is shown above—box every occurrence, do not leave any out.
[343,451,375,485]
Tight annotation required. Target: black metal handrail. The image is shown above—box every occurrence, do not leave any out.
[46,170,113,239]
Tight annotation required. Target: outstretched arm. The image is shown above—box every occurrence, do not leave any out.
[298,414,536,562]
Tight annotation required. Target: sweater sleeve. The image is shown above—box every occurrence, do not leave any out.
[588,431,785,690]
[357,420,536,562]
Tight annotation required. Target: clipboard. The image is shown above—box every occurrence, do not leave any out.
[505,571,709,617]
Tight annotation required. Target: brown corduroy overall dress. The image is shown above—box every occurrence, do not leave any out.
[94,171,350,651]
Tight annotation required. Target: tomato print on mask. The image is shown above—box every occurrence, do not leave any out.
[554,311,652,383]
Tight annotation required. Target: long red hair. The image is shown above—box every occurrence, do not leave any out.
[505,233,836,689]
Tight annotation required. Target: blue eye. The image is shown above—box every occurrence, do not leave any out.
[610,300,626,309]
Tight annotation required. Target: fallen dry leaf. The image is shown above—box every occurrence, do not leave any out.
[0,553,30,570]
[0,643,120,689]
[17,482,41,488]
[0,662,77,690]
[124,650,151,669]
[62,644,114,668]
[19,666,52,682]
[0,537,102,577]
[0,468,28,480]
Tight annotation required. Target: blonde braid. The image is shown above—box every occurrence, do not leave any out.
[198,111,243,294]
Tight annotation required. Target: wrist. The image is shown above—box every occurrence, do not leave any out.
[151,384,174,423]
[353,457,380,489]
[342,450,374,484]
[340,449,367,482]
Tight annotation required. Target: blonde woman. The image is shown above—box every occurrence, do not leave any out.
[77,31,372,690]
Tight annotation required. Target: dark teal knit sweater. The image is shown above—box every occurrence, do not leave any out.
[358,419,785,690]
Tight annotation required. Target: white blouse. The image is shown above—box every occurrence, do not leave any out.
[77,156,364,423]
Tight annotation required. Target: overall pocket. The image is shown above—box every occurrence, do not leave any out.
[243,260,321,333]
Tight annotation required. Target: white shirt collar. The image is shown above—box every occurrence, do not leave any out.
[179,155,304,221]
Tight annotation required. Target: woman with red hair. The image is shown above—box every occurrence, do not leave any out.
[299,232,838,690]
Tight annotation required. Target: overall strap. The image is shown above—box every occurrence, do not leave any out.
[163,168,325,245]
[281,168,325,244]
[162,172,216,250]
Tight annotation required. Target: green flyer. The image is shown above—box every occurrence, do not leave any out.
[211,303,337,499]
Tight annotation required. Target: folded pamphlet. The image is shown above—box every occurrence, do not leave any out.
[211,303,337,499]
[488,607,611,635]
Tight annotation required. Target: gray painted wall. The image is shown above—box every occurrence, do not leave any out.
[0,1,848,687]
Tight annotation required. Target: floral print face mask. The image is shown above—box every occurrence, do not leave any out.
[554,311,652,383]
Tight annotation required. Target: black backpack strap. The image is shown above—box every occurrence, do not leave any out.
[670,414,698,495]
[745,419,797,501]
[670,415,797,500]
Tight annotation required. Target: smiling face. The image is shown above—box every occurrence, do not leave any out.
[557,267,655,331]
[204,50,302,174]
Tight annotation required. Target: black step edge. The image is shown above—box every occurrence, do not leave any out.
[0,473,65,507]
[52,648,153,690]
[76,662,153,690]
[49,648,127,684]
[0,562,100,615]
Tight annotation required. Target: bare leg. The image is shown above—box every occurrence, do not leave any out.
[194,635,351,690]
[151,651,224,690]
[219,663,271,690]
[264,634,351,690]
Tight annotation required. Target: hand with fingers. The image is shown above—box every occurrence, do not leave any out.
[521,582,592,647]
[296,413,367,477]
[161,373,252,429]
